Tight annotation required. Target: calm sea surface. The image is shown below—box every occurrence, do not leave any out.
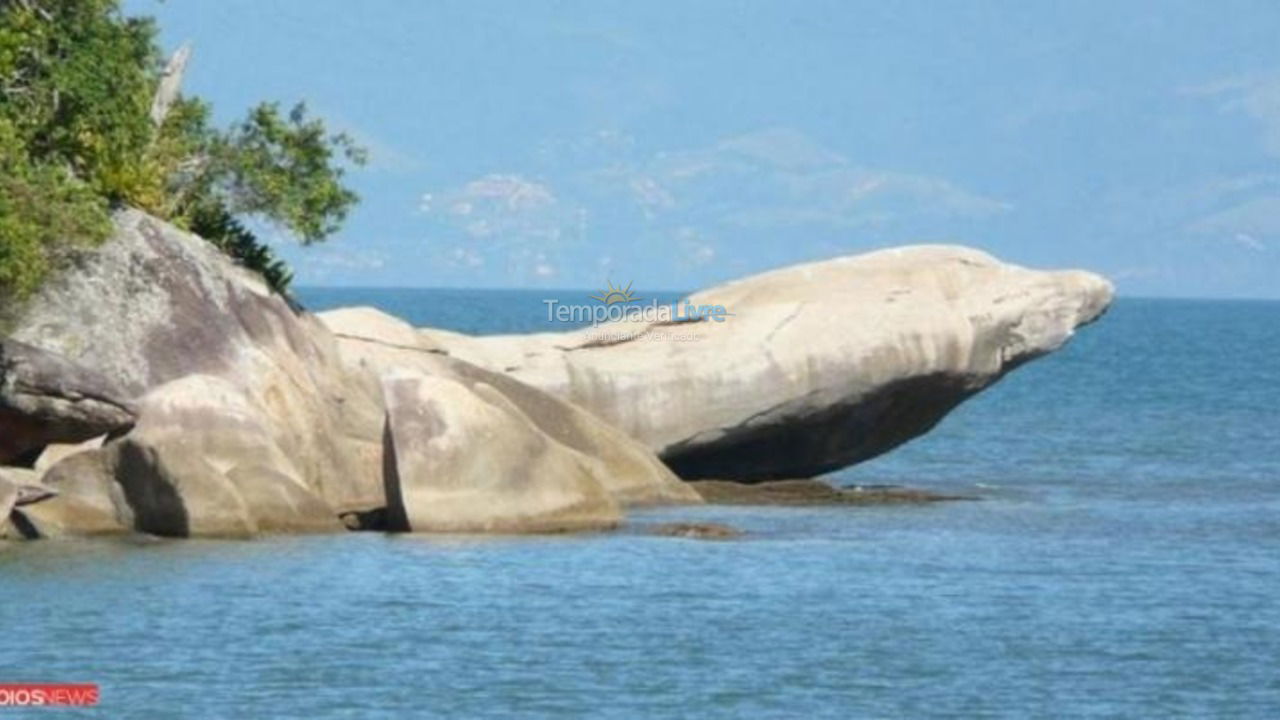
[2,292,1278,718]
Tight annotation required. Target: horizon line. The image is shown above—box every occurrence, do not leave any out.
[291,285,1280,303]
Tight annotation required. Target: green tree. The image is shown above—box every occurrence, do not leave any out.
[0,0,364,302]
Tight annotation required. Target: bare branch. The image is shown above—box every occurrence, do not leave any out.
[150,43,191,127]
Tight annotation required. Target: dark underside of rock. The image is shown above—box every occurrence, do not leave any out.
[688,479,972,505]
[0,339,137,464]
[659,374,979,482]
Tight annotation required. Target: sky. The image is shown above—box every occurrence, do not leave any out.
[125,0,1280,298]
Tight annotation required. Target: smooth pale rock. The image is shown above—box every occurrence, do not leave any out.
[413,246,1114,480]
[0,468,58,535]
[0,466,41,490]
[381,370,623,533]
[0,478,13,539]
[319,308,699,507]
[6,210,385,514]
[34,435,106,475]
[12,376,343,539]
[0,474,16,522]
[0,340,135,464]
[103,375,342,537]
[10,452,130,538]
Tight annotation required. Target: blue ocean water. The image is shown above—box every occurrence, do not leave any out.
[2,292,1278,718]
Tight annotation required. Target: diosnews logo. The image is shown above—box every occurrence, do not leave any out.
[0,684,99,707]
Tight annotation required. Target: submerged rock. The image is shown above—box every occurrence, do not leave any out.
[415,246,1113,481]
[688,479,969,505]
[647,522,744,540]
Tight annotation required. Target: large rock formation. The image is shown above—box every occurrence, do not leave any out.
[2,210,696,538]
[0,208,1112,537]
[7,210,386,516]
[414,246,1113,480]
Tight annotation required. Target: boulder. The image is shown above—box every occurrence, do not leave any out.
[12,376,344,539]
[0,339,135,464]
[9,452,129,539]
[381,370,622,533]
[5,210,385,514]
[413,246,1114,480]
[2,466,73,540]
[1,466,56,510]
[107,375,342,537]
[319,307,699,507]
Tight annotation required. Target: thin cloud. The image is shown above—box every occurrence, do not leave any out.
[1182,72,1280,157]
[1188,195,1280,243]
[418,128,1010,285]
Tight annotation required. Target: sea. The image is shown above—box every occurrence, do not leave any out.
[2,291,1278,719]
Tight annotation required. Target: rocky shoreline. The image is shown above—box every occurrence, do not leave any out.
[1,210,1111,540]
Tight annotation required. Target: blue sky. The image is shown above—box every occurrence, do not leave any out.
[127,0,1280,298]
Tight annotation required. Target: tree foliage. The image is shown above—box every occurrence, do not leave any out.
[219,102,367,244]
[0,0,364,302]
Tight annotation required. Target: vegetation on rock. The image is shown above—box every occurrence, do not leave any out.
[0,0,364,302]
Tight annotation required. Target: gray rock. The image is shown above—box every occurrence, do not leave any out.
[6,210,385,518]
[0,340,135,464]
[413,246,1113,481]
